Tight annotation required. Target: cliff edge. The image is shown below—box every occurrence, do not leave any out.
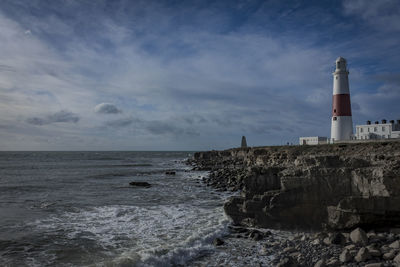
[191,141,400,230]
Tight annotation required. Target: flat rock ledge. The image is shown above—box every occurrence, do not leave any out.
[188,141,400,230]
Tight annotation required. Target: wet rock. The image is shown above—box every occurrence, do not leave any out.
[129,181,151,187]
[354,247,371,262]
[165,171,176,175]
[213,238,224,246]
[350,228,368,246]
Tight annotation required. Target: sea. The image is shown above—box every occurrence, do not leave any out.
[0,151,232,267]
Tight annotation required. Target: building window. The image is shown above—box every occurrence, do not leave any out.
[367,128,370,132]
[336,76,338,80]
[360,128,363,133]
[374,127,377,132]
[382,126,385,131]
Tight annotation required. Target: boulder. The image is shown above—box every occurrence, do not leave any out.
[129,181,151,188]
[350,228,368,246]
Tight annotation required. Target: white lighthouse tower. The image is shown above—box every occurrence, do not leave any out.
[330,57,353,141]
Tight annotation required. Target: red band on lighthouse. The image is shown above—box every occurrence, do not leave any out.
[332,94,352,116]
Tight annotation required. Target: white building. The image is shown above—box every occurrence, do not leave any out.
[299,136,327,145]
[355,120,400,140]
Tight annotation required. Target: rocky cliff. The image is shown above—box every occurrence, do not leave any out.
[190,141,400,230]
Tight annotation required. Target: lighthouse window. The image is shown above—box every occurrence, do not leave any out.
[333,117,337,121]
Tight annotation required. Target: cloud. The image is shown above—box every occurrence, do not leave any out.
[343,0,400,32]
[94,103,122,114]
[26,110,79,126]
[104,117,134,127]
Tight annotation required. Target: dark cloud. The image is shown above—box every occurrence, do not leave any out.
[26,110,79,125]
[94,103,122,114]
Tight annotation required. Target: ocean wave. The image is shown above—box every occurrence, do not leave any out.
[26,203,228,266]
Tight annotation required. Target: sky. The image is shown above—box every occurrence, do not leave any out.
[0,0,399,151]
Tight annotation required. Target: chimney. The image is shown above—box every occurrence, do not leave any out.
[375,121,379,124]
[382,119,387,124]
[366,120,371,125]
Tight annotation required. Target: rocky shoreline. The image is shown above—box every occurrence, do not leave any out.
[188,141,400,266]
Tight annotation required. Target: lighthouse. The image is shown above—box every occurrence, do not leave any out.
[330,57,353,141]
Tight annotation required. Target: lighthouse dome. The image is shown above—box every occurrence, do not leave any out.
[336,56,346,62]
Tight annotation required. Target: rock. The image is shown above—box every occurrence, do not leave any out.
[276,257,298,267]
[368,249,381,257]
[339,249,352,263]
[312,238,321,245]
[129,181,151,187]
[350,228,368,246]
[329,232,346,245]
[283,247,297,254]
[389,240,400,249]
[165,171,176,175]
[345,244,356,250]
[193,142,400,230]
[248,229,264,241]
[354,247,371,262]
[213,238,224,246]
[325,258,339,266]
[364,264,383,267]
[314,259,326,267]
[382,250,396,260]
[394,252,400,263]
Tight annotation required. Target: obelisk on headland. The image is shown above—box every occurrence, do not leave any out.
[330,57,353,141]
[241,136,247,148]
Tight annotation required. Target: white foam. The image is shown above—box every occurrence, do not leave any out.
[29,202,229,266]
